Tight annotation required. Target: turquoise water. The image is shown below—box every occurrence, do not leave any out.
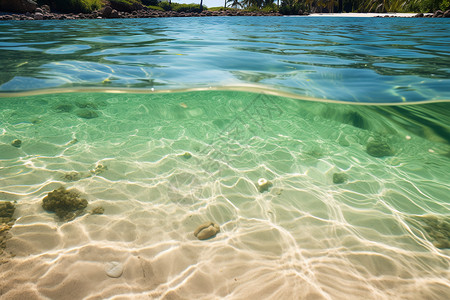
[0,17,449,299]
[1,17,450,102]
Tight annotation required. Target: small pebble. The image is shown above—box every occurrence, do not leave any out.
[90,206,104,215]
[256,178,272,193]
[194,221,220,240]
[180,152,192,159]
[105,261,123,278]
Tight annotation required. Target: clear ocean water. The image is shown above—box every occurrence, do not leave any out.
[0,16,449,299]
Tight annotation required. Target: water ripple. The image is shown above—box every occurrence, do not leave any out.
[1,17,449,102]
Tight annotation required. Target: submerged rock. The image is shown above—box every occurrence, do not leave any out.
[180,152,192,159]
[42,187,88,221]
[194,221,220,240]
[75,101,98,110]
[333,172,348,184]
[61,171,84,182]
[54,103,74,113]
[0,0,37,13]
[90,163,108,175]
[65,138,78,147]
[408,215,450,249]
[0,201,15,222]
[256,178,272,193]
[305,147,324,159]
[11,139,22,148]
[0,201,16,258]
[90,206,104,215]
[76,109,99,119]
[366,139,393,157]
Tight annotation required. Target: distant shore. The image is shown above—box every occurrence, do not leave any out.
[308,13,421,18]
[0,7,282,21]
[1,7,449,21]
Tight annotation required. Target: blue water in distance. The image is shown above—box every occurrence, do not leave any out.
[1,16,450,103]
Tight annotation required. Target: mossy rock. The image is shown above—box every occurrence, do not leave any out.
[76,109,99,119]
[0,202,15,220]
[90,206,104,215]
[366,140,393,157]
[54,103,74,113]
[333,172,348,184]
[407,215,450,249]
[42,187,88,221]
[75,101,98,109]
[179,152,192,159]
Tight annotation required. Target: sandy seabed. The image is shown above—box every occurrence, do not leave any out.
[0,90,449,299]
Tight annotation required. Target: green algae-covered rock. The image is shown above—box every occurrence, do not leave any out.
[11,139,22,148]
[90,206,104,215]
[409,215,450,249]
[1,201,16,256]
[76,109,99,119]
[42,187,88,221]
[366,140,393,157]
[333,172,348,184]
[54,103,74,113]
[0,201,15,221]
[179,152,192,159]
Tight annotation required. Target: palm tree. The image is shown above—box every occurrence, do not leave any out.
[227,0,241,8]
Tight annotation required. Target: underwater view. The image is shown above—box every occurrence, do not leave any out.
[0,16,449,299]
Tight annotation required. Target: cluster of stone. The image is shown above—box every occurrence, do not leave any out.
[413,10,450,18]
[0,5,282,21]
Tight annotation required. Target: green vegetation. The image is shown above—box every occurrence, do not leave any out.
[159,2,206,13]
[225,0,277,9]
[30,0,450,14]
[208,6,240,11]
[37,0,102,13]
[147,5,164,10]
[279,0,450,14]
[109,0,142,12]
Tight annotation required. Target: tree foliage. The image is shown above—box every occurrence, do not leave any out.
[279,0,450,13]
[37,0,102,13]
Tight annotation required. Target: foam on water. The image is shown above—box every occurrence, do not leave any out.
[0,88,449,299]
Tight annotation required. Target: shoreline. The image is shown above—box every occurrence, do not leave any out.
[0,7,283,21]
[308,12,423,18]
[1,8,449,21]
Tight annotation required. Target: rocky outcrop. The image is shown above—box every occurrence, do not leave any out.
[366,139,394,158]
[0,0,36,13]
[0,8,283,21]
[433,10,444,18]
[414,9,450,18]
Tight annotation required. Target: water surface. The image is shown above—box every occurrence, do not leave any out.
[1,16,450,102]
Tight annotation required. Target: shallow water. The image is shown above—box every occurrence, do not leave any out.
[0,16,450,300]
[0,89,449,299]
